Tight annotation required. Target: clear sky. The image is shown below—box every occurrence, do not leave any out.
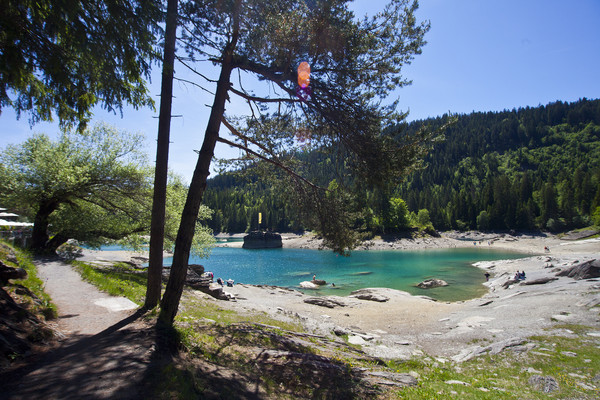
[2,0,599,183]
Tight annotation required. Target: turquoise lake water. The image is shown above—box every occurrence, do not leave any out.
[161,247,527,302]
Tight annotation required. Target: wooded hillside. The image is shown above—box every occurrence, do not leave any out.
[204,98,600,233]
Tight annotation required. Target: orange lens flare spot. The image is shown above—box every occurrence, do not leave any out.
[297,62,311,87]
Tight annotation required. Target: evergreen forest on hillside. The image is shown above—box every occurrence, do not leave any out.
[203,98,600,234]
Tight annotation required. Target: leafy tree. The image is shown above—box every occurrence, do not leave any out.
[416,208,432,227]
[0,0,161,128]
[0,125,215,257]
[0,124,151,252]
[159,0,433,324]
[476,210,490,231]
[385,197,410,231]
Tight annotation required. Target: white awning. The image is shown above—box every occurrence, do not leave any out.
[0,212,19,218]
[0,219,33,227]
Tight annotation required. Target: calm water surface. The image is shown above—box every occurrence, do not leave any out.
[162,247,527,302]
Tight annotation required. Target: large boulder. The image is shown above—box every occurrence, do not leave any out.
[416,278,448,289]
[243,231,283,249]
[556,259,600,280]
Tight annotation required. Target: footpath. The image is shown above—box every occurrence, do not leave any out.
[0,257,159,400]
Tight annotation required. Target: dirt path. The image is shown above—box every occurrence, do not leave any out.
[0,257,161,400]
[38,258,139,335]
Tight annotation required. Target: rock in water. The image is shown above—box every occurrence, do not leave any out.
[416,278,448,289]
[242,231,282,249]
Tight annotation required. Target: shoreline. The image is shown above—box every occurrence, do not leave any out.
[216,230,598,255]
[198,232,600,360]
[80,232,599,361]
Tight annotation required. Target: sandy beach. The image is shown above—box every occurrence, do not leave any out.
[81,232,600,362]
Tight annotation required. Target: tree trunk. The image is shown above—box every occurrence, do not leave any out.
[30,201,57,251]
[46,232,69,253]
[159,3,240,323]
[145,0,178,310]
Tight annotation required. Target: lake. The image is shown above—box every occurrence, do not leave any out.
[162,247,527,302]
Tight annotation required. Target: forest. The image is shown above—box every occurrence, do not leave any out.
[203,98,600,234]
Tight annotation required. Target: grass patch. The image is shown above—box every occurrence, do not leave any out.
[69,260,147,305]
[384,330,600,399]
[177,293,303,333]
[1,241,57,319]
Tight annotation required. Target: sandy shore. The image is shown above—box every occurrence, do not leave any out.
[82,232,600,361]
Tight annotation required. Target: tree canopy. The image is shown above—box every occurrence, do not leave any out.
[0,124,152,252]
[0,0,161,128]
[0,124,216,254]
[158,0,435,323]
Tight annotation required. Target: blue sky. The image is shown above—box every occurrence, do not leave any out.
[2,0,599,182]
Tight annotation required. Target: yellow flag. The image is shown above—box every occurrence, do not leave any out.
[258,212,262,225]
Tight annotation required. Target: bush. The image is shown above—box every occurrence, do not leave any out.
[592,206,600,226]
[476,210,490,231]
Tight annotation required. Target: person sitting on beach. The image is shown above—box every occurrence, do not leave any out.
[519,271,526,280]
[216,277,223,286]
[226,279,234,287]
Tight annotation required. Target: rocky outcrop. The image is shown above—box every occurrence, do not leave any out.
[0,261,27,283]
[304,297,346,308]
[556,259,599,280]
[349,289,390,302]
[162,264,233,300]
[451,337,528,362]
[561,229,599,240]
[242,231,282,249]
[416,278,448,289]
[360,370,418,388]
[528,375,559,393]
[520,277,558,285]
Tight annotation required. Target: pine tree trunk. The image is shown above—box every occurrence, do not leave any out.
[145,0,178,309]
[159,42,238,324]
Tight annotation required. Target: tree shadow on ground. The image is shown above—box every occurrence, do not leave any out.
[1,312,287,400]
[0,310,165,400]
[1,310,380,399]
